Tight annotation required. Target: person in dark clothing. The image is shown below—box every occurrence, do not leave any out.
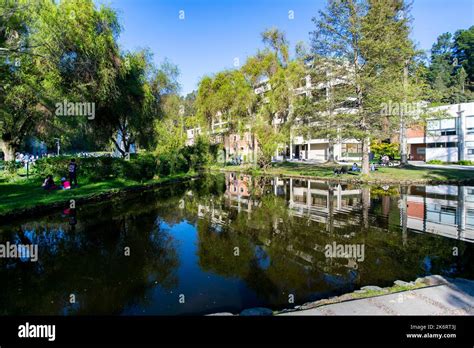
[42,175,57,190]
[68,159,78,187]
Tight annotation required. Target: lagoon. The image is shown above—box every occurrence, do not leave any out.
[1,173,473,315]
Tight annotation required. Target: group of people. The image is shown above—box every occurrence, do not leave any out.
[333,162,377,175]
[231,155,243,165]
[42,159,78,191]
[380,155,391,166]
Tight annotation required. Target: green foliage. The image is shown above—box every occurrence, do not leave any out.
[370,142,399,159]
[156,136,212,176]
[184,136,212,169]
[427,159,474,166]
[457,160,474,166]
[254,118,286,169]
[117,154,158,182]
[0,0,124,160]
[310,0,425,173]
[33,155,159,182]
[428,27,474,102]
[3,161,21,175]
[426,159,444,164]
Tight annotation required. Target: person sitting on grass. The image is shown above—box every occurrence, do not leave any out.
[351,163,360,172]
[333,167,341,175]
[61,177,71,190]
[42,175,57,190]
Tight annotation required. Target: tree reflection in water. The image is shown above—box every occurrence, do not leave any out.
[0,173,473,314]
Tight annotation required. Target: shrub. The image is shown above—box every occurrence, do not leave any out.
[34,156,119,181]
[370,141,399,160]
[457,160,474,165]
[112,154,158,182]
[426,159,444,165]
[157,154,172,176]
[34,155,158,182]
[182,136,212,170]
[4,160,21,174]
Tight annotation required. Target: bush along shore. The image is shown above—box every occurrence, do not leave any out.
[0,154,200,221]
[208,162,474,185]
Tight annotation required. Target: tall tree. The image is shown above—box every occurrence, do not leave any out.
[244,29,306,168]
[195,69,254,161]
[453,26,474,92]
[310,0,421,173]
[96,50,156,157]
[428,27,474,103]
[0,0,121,159]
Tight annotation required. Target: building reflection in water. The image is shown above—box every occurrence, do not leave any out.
[214,172,474,244]
[407,185,474,242]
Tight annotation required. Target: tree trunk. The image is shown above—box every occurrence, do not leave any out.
[400,59,409,166]
[112,137,126,157]
[0,139,16,161]
[361,136,370,175]
[327,139,335,163]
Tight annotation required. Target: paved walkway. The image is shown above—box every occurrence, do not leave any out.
[408,161,474,171]
[279,278,474,316]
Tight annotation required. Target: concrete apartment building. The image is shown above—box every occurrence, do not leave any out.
[186,69,364,162]
[407,102,474,162]
[186,67,473,164]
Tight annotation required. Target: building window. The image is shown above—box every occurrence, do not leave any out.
[427,118,457,136]
[466,116,474,135]
[342,143,362,157]
[416,147,426,154]
[468,149,474,155]
[427,142,458,148]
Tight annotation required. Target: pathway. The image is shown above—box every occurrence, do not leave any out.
[279,277,474,316]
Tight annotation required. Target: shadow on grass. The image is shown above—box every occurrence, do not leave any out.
[0,178,132,214]
[400,165,474,181]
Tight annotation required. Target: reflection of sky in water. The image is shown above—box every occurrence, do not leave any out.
[255,245,270,270]
[123,219,262,315]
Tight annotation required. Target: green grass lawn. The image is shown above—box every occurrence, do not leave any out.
[210,162,474,183]
[0,172,193,216]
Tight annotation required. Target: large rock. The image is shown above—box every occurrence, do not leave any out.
[421,275,450,286]
[206,312,235,316]
[361,286,382,291]
[394,280,409,286]
[240,307,274,316]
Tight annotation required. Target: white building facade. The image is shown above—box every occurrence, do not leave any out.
[407,102,474,162]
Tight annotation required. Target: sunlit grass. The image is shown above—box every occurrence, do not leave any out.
[0,172,194,215]
[210,162,474,182]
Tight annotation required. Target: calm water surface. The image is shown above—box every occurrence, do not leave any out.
[1,173,473,315]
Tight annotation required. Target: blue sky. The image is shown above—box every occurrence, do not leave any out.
[98,0,474,95]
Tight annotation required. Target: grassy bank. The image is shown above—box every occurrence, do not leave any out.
[209,161,474,184]
[0,172,195,218]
